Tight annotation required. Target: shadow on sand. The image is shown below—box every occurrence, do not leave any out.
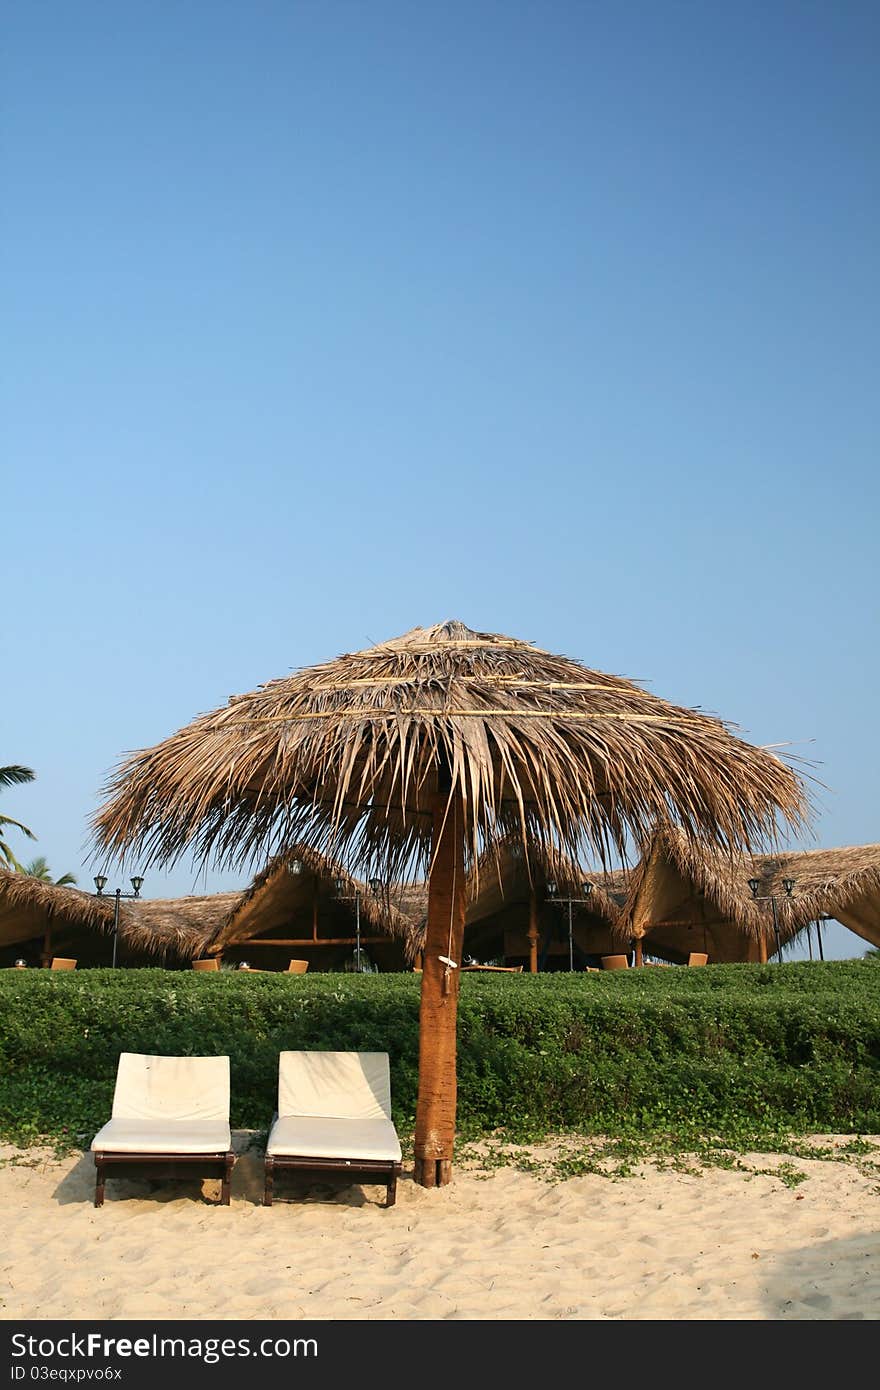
[765,1231,879,1319]
[52,1133,389,1209]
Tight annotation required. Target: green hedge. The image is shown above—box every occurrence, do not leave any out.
[0,961,877,1148]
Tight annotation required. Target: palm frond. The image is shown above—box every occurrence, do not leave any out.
[0,765,35,790]
[0,843,25,872]
[0,815,37,842]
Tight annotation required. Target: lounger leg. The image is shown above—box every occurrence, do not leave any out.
[94,1155,105,1208]
[221,1152,234,1206]
[264,1156,274,1207]
[386,1169,398,1208]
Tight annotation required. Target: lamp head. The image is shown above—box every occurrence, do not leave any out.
[288,858,304,876]
[94,874,108,894]
[130,876,144,896]
[748,878,760,898]
[581,881,593,898]
[546,879,557,898]
[368,877,383,895]
[782,878,795,896]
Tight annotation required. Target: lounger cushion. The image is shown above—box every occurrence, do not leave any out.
[266,1115,401,1163]
[91,1119,231,1154]
[278,1050,392,1121]
[110,1053,230,1123]
[90,1054,232,1155]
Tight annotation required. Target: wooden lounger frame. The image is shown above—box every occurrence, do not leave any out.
[93,1150,235,1207]
[263,1152,400,1208]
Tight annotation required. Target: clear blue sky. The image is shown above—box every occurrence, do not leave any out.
[3,2,877,959]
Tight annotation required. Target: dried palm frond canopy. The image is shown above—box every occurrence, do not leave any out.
[93,620,808,1186]
[95,621,806,876]
[0,868,244,966]
[748,844,880,949]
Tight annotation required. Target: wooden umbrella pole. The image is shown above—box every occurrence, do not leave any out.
[414,781,467,1188]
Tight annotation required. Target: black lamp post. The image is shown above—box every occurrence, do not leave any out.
[545,879,594,971]
[93,874,144,968]
[334,875,384,972]
[811,914,829,962]
[748,875,795,961]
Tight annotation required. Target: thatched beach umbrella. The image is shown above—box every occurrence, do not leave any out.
[93,620,807,1186]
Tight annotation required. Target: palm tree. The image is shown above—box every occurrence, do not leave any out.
[23,856,77,888]
[0,765,36,872]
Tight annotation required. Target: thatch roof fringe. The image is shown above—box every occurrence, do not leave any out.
[750,845,880,926]
[0,870,115,932]
[119,893,242,959]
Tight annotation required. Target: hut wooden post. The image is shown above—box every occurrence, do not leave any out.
[528,890,539,974]
[41,915,53,968]
[758,934,768,964]
[633,936,643,968]
[413,783,466,1188]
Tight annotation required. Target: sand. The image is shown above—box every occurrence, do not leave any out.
[1,1135,878,1321]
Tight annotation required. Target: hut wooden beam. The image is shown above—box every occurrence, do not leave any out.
[528,889,539,974]
[242,935,389,947]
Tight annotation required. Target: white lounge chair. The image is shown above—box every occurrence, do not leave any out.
[91,1053,234,1207]
[264,1051,402,1208]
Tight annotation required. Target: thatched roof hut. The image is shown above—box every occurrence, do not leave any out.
[419,841,628,969]
[0,869,115,964]
[741,843,880,954]
[0,868,241,967]
[621,827,880,962]
[361,844,631,969]
[0,847,420,971]
[119,893,241,963]
[206,846,419,970]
